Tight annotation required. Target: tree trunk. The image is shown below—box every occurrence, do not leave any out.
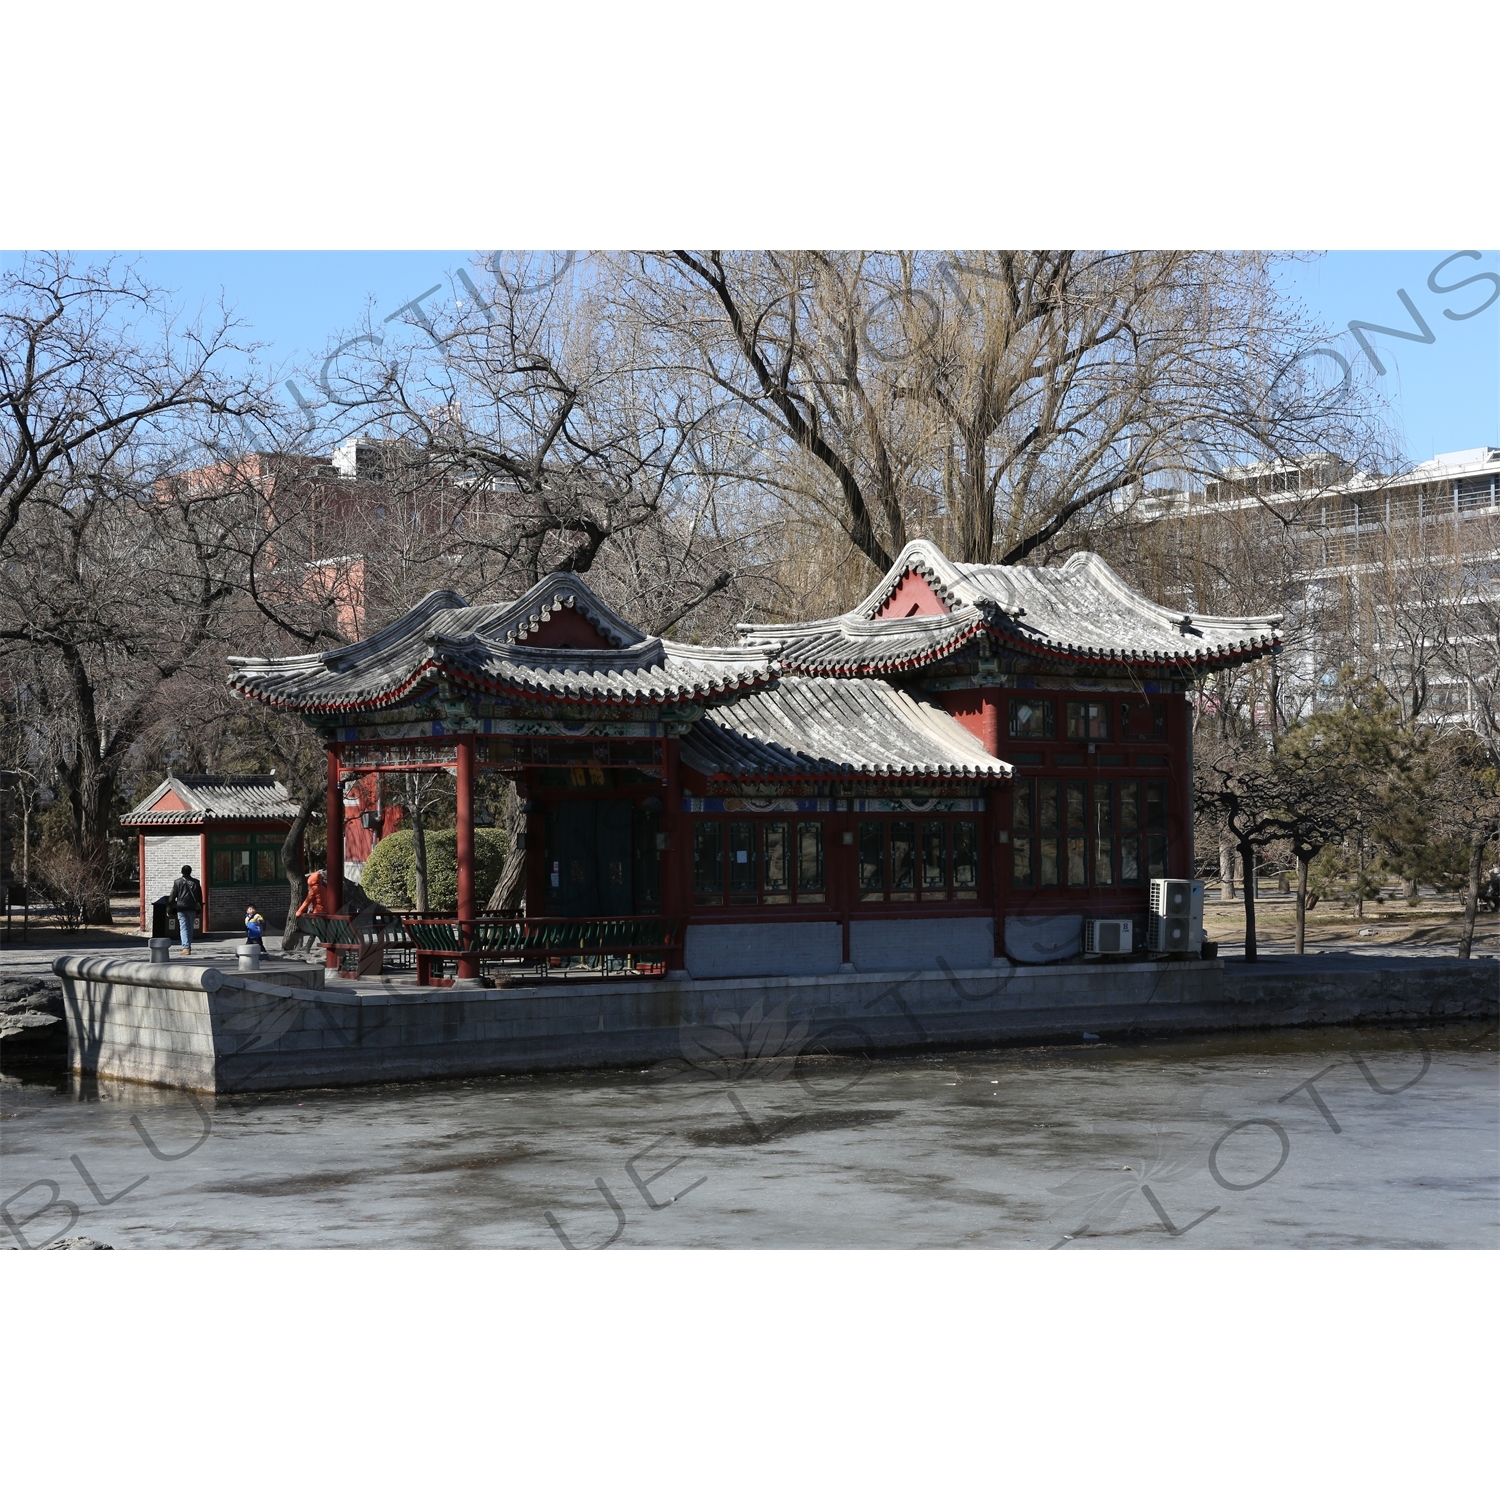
[1354,834,1366,920]
[278,797,315,951]
[412,805,429,912]
[487,792,527,913]
[1276,869,1290,894]
[1295,852,1310,956]
[1458,835,1482,960]
[1239,838,1258,962]
[1403,875,1417,901]
[57,642,117,924]
[1219,833,1236,901]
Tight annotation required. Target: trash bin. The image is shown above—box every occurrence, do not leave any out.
[151,895,173,939]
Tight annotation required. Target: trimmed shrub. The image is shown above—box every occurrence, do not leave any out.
[360,827,506,910]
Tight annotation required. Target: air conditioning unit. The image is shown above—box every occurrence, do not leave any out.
[1084,918,1133,955]
[1149,879,1206,952]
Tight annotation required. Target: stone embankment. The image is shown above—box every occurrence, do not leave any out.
[50,949,1499,1095]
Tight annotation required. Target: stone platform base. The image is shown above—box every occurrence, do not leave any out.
[54,951,1498,1094]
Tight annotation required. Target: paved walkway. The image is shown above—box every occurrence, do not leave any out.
[0,924,312,986]
[4,887,1495,988]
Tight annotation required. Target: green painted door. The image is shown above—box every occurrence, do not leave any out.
[549,799,634,917]
[596,800,633,916]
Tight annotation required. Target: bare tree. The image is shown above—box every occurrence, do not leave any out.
[1194,728,1286,962]
[292,255,772,633]
[623,251,1390,596]
[1,254,262,550]
[1435,544,1500,759]
[0,449,255,918]
[1,257,272,919]
[1273,684,1408,953]
[1425,732,1500,960]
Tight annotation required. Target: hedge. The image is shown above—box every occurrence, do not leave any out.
[360,827,507,910]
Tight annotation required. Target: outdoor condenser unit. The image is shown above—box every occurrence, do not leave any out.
[1148,879,1206,953]
[1083,918,1133,955]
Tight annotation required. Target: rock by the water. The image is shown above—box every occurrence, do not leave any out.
[43,1237,114,1250]
[0,977,64,1013]
[0,979,67,1058]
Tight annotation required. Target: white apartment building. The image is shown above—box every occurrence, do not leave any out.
[1135,447,1500,729]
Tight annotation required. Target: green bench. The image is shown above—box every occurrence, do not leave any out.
[303,912,416,977]
[399,915,682,985]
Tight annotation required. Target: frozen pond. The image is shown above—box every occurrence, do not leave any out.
[3,1021,1496,1249]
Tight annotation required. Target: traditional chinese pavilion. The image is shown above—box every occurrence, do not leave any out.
[226,540,1279,980]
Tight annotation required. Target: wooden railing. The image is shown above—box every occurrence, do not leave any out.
[399,914,682,984]
[302,912,416,976]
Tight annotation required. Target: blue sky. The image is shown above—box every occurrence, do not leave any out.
[1273,250,1499,461]
[6,250,1496,466]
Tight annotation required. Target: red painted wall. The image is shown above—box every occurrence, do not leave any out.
[940,687,1002,756]
[343,771,405,863]
[874,571,949,619]
[521,606,614,650]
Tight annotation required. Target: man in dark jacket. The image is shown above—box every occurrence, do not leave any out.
[170,865,203,954]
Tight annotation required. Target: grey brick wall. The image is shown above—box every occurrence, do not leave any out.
[684,921,843,978]
[850,916,994,971]
[209,881,291,934]
[145,835,201,930]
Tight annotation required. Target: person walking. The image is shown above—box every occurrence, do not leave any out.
[170,864,203,954]
[244,905,267,950]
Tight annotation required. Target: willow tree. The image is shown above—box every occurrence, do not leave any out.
[622,251,1390,607]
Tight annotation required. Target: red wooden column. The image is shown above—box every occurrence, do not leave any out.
[198,829,210,939]
[661,734,685,972]
[520,783,544,915]
[980,687,1004,958]
[325,746,344,915]
[835,793,853,967]
[1168,692,1192,880]
[456,733,478,979]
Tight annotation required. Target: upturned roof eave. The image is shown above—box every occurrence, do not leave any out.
[227,655,780,717]
[694,765,1013,781]
[758,620,1280,678]
[122,811,298,826]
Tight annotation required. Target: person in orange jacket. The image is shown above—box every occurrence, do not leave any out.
[296,869,327,918]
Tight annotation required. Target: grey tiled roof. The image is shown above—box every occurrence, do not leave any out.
[681,678,1012,782]
[227,574,777,712]
[739,540,1281,674]
[122,775,300,826]
[738,607,989,675]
